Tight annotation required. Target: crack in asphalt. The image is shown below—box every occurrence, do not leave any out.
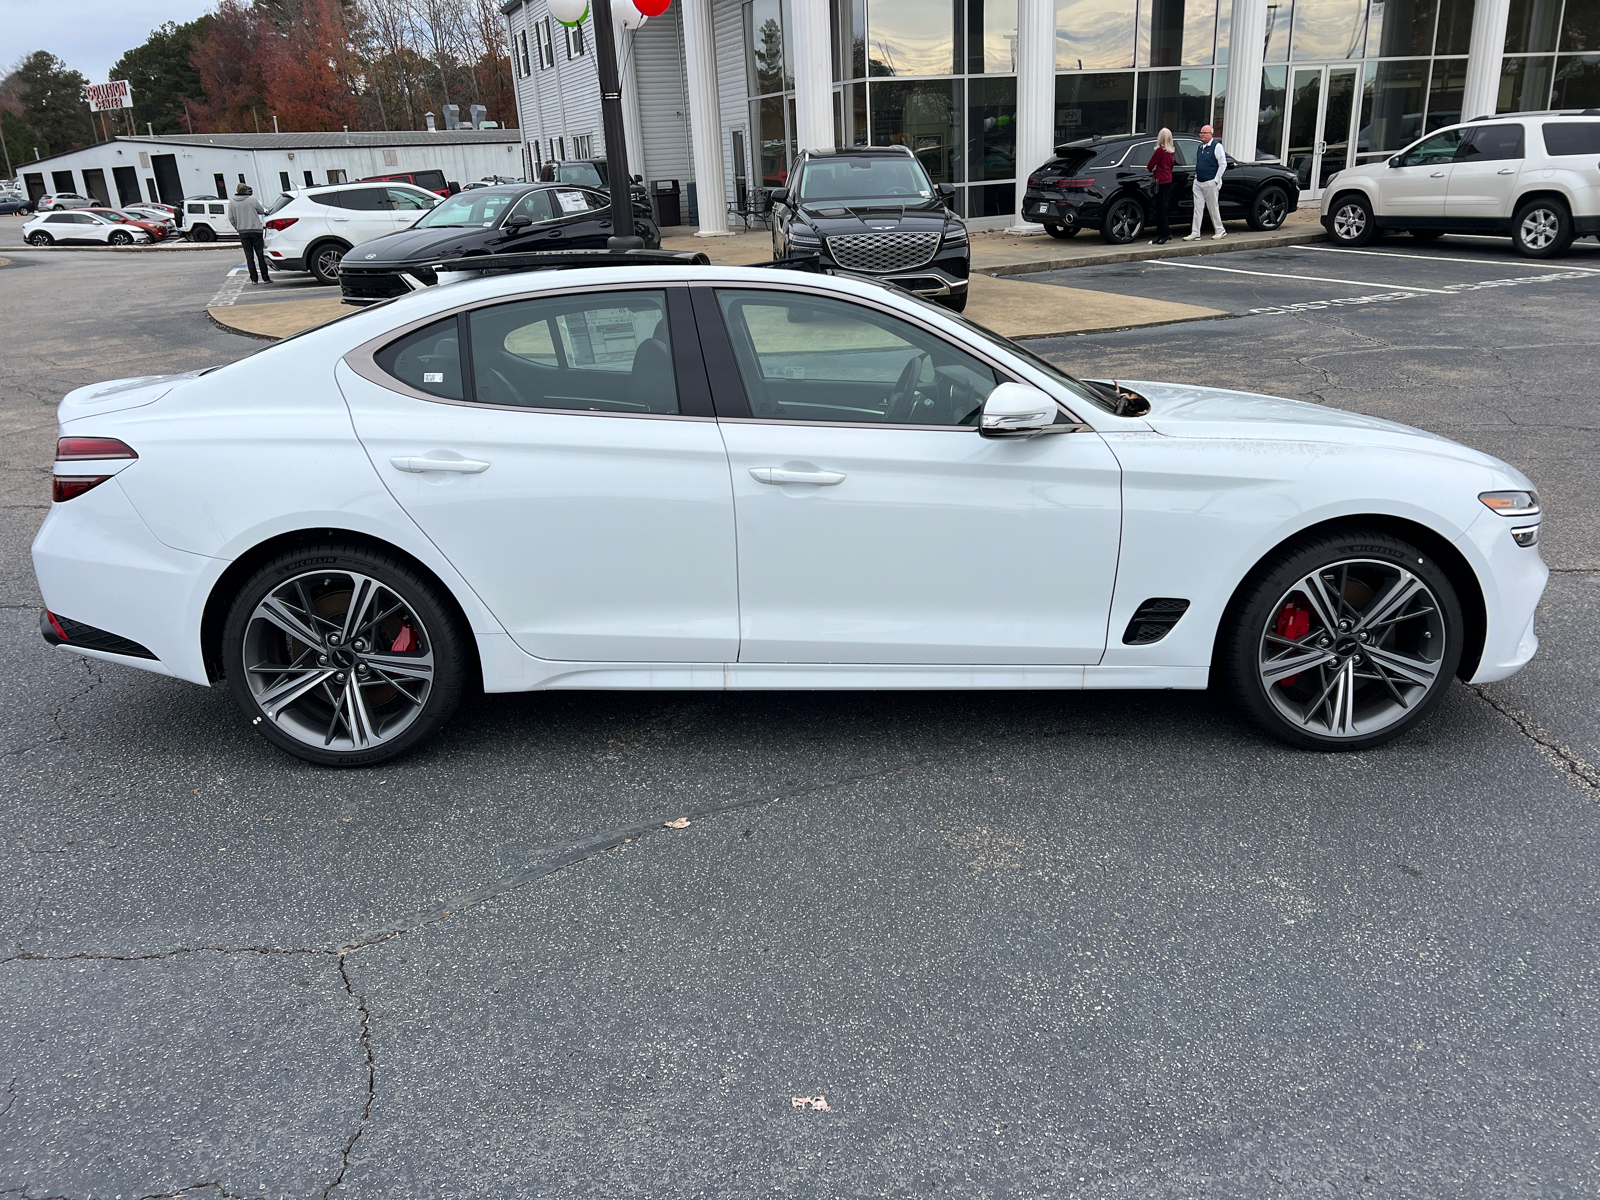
[136,1181,262,1200]
[1,946,332,965]
[323,957,375,1200]
[3,658,104,759]
[1469,684,1600,795]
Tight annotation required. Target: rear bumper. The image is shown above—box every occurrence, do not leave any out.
[266,251,307,271]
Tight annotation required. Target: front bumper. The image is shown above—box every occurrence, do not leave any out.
[1455,507,1549,684]
[800,243,970,299]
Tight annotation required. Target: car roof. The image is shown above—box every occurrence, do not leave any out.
[799,146,916,160]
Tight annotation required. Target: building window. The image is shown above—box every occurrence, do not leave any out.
[1055,71,1134,142]
[304,170,315,187]
[213,173,227,196]
[519,29,531,75]
[327,169,347,184]
[869,0,959,75]
[566,18,585,58]
[573,133,594,158]
[279,171,291,191]
[538,19,556,69]
[869,80,961,186]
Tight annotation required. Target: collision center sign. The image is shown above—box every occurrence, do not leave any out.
[86,81,134,112]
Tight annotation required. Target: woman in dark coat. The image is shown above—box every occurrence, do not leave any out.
[1148,128,1175,245]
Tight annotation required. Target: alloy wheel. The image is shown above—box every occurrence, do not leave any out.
[1255,188,1288,229]
[1257,558,1446,739]
[1519,207,1559,251]
[1107,199,1144,242]
[1332,203,1366,241]
[315,245,344,280]
[241,569,434,753]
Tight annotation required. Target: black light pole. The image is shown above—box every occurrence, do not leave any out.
[593,0,644,251]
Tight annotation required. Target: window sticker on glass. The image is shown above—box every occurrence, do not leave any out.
[555,189,588,214]
[423,372,444,382]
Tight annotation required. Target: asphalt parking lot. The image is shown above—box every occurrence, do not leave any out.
[3,239,1600,1198]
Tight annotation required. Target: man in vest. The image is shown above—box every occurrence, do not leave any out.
[1184,125,1227,242]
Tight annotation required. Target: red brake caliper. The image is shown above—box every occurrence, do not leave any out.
[1275,601,1312,688]
[391,622,417,653]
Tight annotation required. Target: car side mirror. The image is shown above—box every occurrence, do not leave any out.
[979,383,1061,438]
[768,187,789,207]
[937,182,957,202]
[1388,156,1402,168]
[504,214,532,230]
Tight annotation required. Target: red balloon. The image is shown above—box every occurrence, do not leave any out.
[633,0,670,15]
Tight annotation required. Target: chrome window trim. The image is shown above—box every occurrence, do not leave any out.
[343,281,711,422]
[692,278,1090,427]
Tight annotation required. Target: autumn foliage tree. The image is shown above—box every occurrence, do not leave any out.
[262,0,362,131]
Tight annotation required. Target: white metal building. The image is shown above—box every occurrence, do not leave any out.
[17,130,525,208]
[503,0,1600,234]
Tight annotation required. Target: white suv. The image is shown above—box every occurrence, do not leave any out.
[1322,111,1600,257]
[262,181,440,284]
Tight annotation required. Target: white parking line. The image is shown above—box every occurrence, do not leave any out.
[1296,244,1600,274]
[1147,258,1454,293]
[207,265,250,307]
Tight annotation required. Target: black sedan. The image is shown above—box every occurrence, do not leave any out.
[337,183,660,305]
[1023,134,1300,244]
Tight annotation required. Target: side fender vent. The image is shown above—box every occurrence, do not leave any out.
[1122,598,1191,645]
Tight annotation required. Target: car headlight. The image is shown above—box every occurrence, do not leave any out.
[1479,489,1540,517]
[943,225,969,245]
[789,227,821,246]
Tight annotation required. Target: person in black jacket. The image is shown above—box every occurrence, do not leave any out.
[1147,128,1175,245]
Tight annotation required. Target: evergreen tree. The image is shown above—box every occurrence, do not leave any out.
[110,18,211,136]
[4,52,93,155]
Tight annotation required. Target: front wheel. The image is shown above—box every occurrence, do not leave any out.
[309,241,347,284]
[222,543,468,766]
[1220,530,1464,751]
[1100,195,1145,244]
[1513,198,1573,258]
[26,231,52,245]
[109,230,133,245]
[1326,194,1377,247]
[1247,184,1292,231]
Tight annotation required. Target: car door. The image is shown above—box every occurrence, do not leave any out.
[384,186,436,233]
[1172,138,1198,221]
[338,284,739,663]
[702,286,1123,665]
[1445,123,1526,223]
[330,187,395,242]
[546,187,613,249]
[494,189,563,251]
[1377,128,1464,220]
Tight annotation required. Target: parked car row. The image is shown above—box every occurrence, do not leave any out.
[22,209,163,246]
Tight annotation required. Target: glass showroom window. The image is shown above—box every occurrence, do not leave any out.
[1054,71,1135,142]
[1500,0,1600,111]
[869,80,963,187]
[1136,68,1214,133]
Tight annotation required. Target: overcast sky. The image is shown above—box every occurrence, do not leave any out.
[8,0,216,84]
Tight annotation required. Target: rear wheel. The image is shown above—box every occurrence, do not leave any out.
[309,240,348,284]
[26,231,52,245]
[1326,194,1377,246]
[189,223,216,243]
[1100,195,1145,244]
[1247,184,1292,231]
[222,544,468,767]
[1044,221,1079,239]
[1221,530,1463,750]
[1512,198,1573,258]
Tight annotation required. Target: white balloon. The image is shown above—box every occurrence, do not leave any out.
[548,0,588,25]
[614,3,648,29]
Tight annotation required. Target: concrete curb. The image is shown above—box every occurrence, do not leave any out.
[978,227,1326,278]
[2,241,239,253]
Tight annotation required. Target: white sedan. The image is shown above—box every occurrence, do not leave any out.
[31,264,1547,765]
[24,210,151,246]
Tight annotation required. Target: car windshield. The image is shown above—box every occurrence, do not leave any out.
[415,192,516,228]
[557,163,606,188]
[86,211,128,223]
[797,157,935,203]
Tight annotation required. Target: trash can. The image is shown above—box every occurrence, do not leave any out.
[653,179,681,228]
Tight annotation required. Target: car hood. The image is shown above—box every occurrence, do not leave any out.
[58,370,210,421]
[1105,379,1506,468]
[344,226,500,266]
[795,200,955,236]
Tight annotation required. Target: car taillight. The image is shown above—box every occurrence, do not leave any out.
[1057,178,1096,189]
[1027,174,1041,186]
[264,217,298,232]
[53,437,136,503]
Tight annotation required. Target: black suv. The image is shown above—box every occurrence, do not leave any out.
[1023,134,1300,243]
[539,159,650,206]
[769,146,971,312]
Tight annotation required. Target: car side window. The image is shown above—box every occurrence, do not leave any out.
[336,188,388,211]
[1542,121,1600,156]
[387,187,434,211]
[1457,124,1525,161]
[467,290,679,414]
[714,289,999,426]
[1397,129,1464,167]
[375,317,465,401]
[47,213,71,224]
[1174,137,1201,166]
[552,188,605,217]
[1125,140,1157,166]
[508,190,556,222]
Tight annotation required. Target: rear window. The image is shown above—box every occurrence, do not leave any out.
[1040,150,1096,176]
[1542,122,1600,156]
[413,170,447,191]
[265,192,294,215]
[376,317,464,401]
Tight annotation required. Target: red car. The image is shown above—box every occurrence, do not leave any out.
[83,207,171,240]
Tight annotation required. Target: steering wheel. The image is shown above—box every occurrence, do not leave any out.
[488,367,531,407]
[885,353,928,423]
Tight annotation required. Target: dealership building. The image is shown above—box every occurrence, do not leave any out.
[503,0,1599,232]
[15,130,524,208]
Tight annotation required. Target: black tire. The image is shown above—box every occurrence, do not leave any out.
[190,223,216,243]
[940,290,969,313]
[1044,222,1080,240]
[309,240,348,284]
[26,231,52,246]
[1409,229,1445,240]
[1219,529,1464,751]
[222,543,469,767]
[1247,184,1293,231]
[1325,193,1377,247]
[1100,195,1145,244]
[1512,197,1573,258]
[108,230,133,245]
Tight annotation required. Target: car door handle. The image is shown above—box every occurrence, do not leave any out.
[1497,167,1516,174]
[1430,171,1446,178]
[749,467,846,486]
[390,455,490,474]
